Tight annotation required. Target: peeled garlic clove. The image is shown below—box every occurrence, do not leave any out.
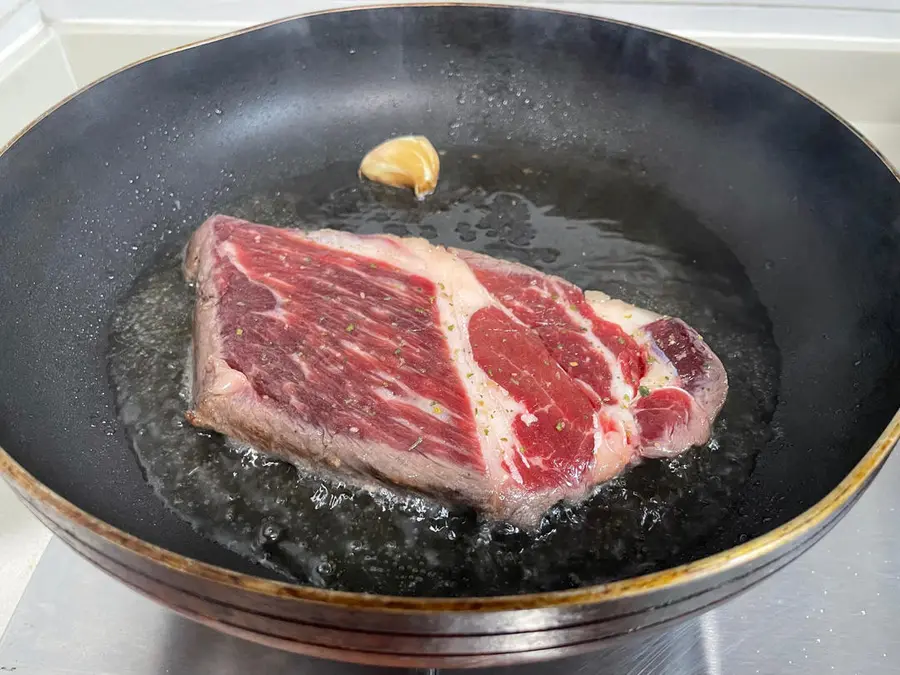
[359,135,440,199]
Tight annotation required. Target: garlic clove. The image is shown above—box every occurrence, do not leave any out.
[359,135,440,199]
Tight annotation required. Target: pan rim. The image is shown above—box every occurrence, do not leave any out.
[0,1,898,613]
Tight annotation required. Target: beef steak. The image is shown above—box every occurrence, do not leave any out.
[184,215,728,527]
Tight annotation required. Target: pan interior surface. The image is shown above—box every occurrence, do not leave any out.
[1,6,899,595]
[107,146,778,596]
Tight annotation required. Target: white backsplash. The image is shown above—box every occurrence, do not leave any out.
[0,0,42,64]
[27,0,900,40]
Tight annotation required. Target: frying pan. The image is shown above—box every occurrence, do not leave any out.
[1,3,899,668]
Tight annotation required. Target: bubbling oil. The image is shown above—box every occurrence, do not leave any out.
[108,148,780,596]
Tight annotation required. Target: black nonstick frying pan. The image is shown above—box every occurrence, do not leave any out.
[1,3,899,668]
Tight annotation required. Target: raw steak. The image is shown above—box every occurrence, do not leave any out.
[184,215,728,527]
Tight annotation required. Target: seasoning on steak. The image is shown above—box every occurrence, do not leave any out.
[184,215,728,527]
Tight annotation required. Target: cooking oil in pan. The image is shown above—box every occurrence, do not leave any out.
[108,148,780,596]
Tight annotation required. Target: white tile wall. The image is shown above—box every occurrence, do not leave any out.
[33,0,900,40]
[0,0,23,19]
[0,27,75,141]
[0,0,42,64]
[59,25,227,85]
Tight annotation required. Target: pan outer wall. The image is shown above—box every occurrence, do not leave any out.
[1,452,884,666]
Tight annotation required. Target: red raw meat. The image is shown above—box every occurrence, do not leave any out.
[184,215,728,527]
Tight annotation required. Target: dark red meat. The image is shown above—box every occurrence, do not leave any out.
[184,215,728,526]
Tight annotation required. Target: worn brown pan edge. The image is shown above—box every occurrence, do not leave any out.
[6,474,862,666]
[0,0,899,631]
[12,471,852,634]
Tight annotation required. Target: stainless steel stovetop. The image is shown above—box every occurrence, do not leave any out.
[2,450,899,675]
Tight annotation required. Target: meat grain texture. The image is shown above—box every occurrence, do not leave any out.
[184,215,728,527]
